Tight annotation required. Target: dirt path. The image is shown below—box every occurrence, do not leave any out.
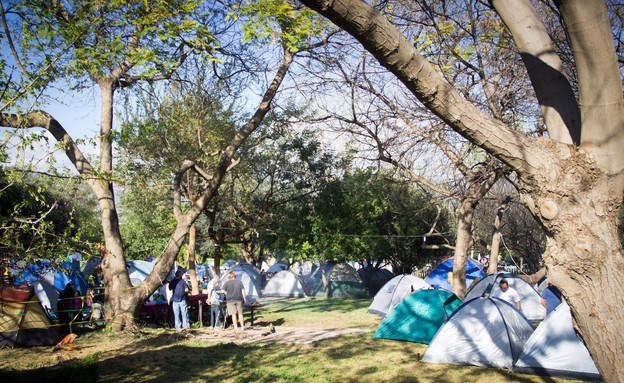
[168,325,371,344]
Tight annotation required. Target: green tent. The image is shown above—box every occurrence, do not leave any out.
[373,288,462,344]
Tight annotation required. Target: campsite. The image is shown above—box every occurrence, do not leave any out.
[0,297,592,383]
[2,1,624,382]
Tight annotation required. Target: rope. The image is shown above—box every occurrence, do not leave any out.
[141,280,152,295]
[500,234,529,276]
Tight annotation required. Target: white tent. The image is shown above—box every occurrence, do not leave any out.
[262,270,306,298]
[464,272,546,321]
[422,297,534,369]
[32,270,59,313]
[514,302,601,380]
[266,263,288,274]
[368,274,430,317]
[230,263,262,288]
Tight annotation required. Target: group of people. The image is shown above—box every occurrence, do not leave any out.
[57,284,103,333]
[167,270,247,331]
[492,278,562,315]
[205,272,246,330]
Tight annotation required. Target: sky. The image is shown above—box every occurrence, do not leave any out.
[2,85,103,173]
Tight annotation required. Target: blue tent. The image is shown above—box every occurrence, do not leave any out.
[53,268,89,296]
[424,257,485,292]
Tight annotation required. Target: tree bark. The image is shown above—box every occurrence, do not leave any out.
[188,223,199,295]
[488,197,511,275]
[452,169,503,298]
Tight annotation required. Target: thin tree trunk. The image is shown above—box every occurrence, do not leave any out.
[488,197,510,275]
[188,223,199,295]
[321,267,330,298]
[452,200,473,299]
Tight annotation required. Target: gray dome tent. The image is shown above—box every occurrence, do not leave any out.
[368,274,430,317]
[262,270,306,298]
[514,302,601,380]
[422,297,534,369]
[464,272,546,321]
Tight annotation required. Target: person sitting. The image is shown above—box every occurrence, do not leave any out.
[492,279,521,311]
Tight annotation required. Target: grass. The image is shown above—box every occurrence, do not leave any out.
[0,298,584,383]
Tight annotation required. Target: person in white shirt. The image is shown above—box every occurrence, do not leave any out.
[492,279,521,311]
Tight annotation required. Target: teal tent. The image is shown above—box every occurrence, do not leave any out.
[373,288,462,344]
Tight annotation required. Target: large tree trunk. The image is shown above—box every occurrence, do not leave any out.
[97,80,135,331]
[521,152,624,382]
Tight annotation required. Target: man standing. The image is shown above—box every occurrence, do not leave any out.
[541,283,562,315]
[492,279,521,311]
[221,272,246,330]
[168,270,189,330]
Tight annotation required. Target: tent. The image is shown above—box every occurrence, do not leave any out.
[368,274,430,317]
[193,263,214,281]
[304,263,369,298]
[230,263,262,287]
[262,270,306,298]
[219,267,261,305]
[221,259,238,271]
[422,297,534,369]
[514,302,601,380]
[358,267,394,296]
[0,284,58,348]
[27,267,89,315]
[464,273,546,321]
[266,263,288,274]
[373,288,462,344]
[293,261,316,281]
[424,257,485,292]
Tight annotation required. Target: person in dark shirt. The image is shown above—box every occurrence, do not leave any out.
[220,272,246,330]
[58,284,75,334]
[541,283,563,315]
[168,271,189,329]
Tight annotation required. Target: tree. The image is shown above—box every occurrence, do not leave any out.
[116,63,242,293]
[0,171,101,261]
[273,168,446,275]
[297,0,624,381]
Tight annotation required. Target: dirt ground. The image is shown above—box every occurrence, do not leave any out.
[173,325,370,344]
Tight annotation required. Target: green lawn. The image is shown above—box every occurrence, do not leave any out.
[0,298,585,383]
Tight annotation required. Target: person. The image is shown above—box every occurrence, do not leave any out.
[168,270,189,330]
[492,279,521,311]
[57,284,75,334]
[220,271,246,330]
[206,274,222,329]
[541,283,562,315]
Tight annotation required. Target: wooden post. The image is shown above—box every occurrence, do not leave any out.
[198,300,203,327]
